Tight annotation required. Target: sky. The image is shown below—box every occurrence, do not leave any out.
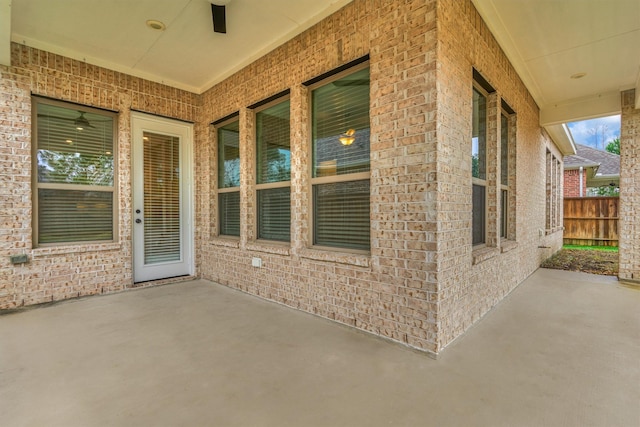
[567,115,620,151]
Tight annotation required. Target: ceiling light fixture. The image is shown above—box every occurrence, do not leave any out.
[74,112,91,130]
[146,20,166,31]
[570,72,587,79]
[339,129,356,146]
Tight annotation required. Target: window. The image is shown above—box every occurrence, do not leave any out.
[500,113,509,239]
[472,87,487,245]
[217,118,240,236]
[33,97,117,246]
[500,99,517,242]
[545,149,562,232]
[310,64,370,250]
[255,99,291,242]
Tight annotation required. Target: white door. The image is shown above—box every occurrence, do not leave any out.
[132,112,193,282]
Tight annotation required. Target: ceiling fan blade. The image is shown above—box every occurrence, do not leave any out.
[37,112,98,128]
[211,4,227,34]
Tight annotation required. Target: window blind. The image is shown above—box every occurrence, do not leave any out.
[255,99,291,242]
[312,67,370,178]
[501,189,508,239]
[256,101,290,184]
[35,100,115,245]
[311,65,371,251]
[143,132,181,264]
[501,114,509,186]
[500,114,509,239]
[472,184,486,245]
[313,180,370,250]
[257,187,291,241]
[218,119,240,236]
[38,189,113,243]
[219,192,240,236]
[218,121,240,188]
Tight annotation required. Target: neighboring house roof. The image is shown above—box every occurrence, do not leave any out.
[563,144,620,187]
[563,153,599,178]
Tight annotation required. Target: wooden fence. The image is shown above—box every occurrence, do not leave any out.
[563,197,619,247]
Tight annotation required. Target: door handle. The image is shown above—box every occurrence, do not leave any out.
[135,219,142,224]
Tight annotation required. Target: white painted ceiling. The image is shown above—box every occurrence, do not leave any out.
[7,0,352,93]
[472,0,640,126]
[4,0,639,153]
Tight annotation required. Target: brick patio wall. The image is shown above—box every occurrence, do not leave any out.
[434,0,562,349]
[198,0,442,352]
[1,0,564,355]
[196,0,563,354]
[564,169,586,197]
[618,89,640,282]
[0,45,199,308]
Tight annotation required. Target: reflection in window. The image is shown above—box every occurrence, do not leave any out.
[472,87,487,245]
[311,65,371,250]
[34,98,116,245]
[256,99,291,242]
[218,119,240,236]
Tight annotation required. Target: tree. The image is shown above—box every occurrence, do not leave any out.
[605,138,620,155]
[590,185,619,197]
[37,150,114,186]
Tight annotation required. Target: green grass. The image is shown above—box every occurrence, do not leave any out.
[563,244,618,252]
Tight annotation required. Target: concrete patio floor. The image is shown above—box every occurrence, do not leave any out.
[1,268,638,427]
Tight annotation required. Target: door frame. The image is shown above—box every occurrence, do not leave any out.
[131,111,194,282]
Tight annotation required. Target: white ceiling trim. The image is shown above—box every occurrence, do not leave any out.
[0,0,11,67]
[11,33,200,93]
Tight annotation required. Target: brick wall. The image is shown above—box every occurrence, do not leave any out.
[618,89,639,282]
[198,0,441,352]
[434,0,562,350]
[0,44,199,308]
[1,0,564,355]
[196,0,562,354]
[564,169,586,197]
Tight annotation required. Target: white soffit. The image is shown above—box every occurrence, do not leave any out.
[472,0,640,125]
[0,0,10,66]
[10,0,353,94]
[545,123,577,156]
[540,92,622,127]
